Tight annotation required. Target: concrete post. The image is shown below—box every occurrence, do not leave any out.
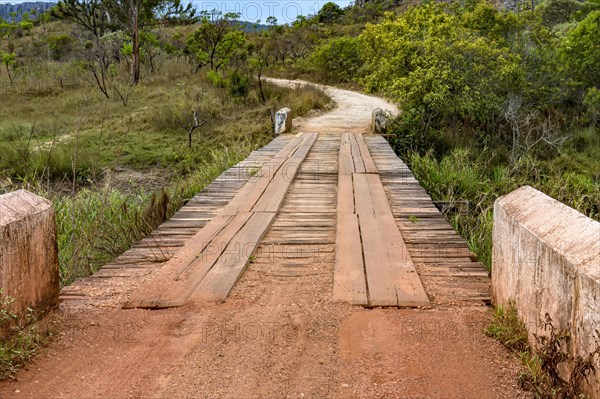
[275,107,292,135]
[371,108,391,134]
[492,185,600,397]
[0,190,59,332]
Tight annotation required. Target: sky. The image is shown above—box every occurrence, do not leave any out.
[0,1,354,24]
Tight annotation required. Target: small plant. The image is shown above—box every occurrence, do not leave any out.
[0,291,55,380]
[486,302,529,353]
[408,215,419,224]
[488,306,600,398]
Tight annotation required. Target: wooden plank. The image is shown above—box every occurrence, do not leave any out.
[355,134,378,173]
[338,133,354,175]
[333,213,368,305]
[359,214,398,306]
[337,174,354,214]
[191,212,276,302]
[365,173,394,218]
[349,134,366,173]
[360,176,430,307]
[123,212,253,309]
[353,173,374,216]
[253,133,318,212]
[222,134,307,215]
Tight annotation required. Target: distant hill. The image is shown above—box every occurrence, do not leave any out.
[0,2,55,21]
[233,20,269,32]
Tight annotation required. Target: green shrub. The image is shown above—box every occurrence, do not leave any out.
[228,70,249,97]
[360,4,523,130]
[310,36,363,82]
[583,86,600,125]
[560,11,600,89]
[46,34,73,60]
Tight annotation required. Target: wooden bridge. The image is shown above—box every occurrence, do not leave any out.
[60,131,491,310]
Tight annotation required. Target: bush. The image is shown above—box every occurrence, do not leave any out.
[310,36,363,82]
[560,11,600,89]
[583,86,600,125]
[228,70,249,97]
[360,4,523,131]
[46,34,73,61]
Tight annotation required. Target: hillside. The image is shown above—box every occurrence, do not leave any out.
[0,1,55,21]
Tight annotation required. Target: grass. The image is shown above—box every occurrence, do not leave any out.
[487,304,600,398]
[396,136,600,270]
[486,302,529,354]
[0,61,331,180]
[0,290,57,380]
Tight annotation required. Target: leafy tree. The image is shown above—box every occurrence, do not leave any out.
[104,0,195,85]
[317,2,344,23]
[537,0,600,27]
[0,51,16,84]
[360,6,522,125]
[47,34,73,60]
[185,12,246,71]
[310,36,363,82]
[560,10,600,89]
[54,0,195,85]
[266,16,277,26]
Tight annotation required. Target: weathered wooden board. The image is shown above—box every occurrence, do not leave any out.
[333,213,368,305]
[191,211,277,302]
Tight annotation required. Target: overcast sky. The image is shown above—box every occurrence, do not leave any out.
[0,1,354,24]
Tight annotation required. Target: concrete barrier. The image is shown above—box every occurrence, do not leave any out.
[275,107,292,135]
[0,190,59,332]
[371,108,391,134]
[492,185,600,397]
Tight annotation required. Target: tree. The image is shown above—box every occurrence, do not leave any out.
[360,5,522,131]
[0,51,16,84]
[53,0,112,97]
[310,36,363,82]
[105,0,194,85]
[561,11,600,90]
[317,2,343,23]
[178,109,207,148]
[249,51,267,103]
[54,0,195,85]
[185,12,246,71]
[266,16,277,26]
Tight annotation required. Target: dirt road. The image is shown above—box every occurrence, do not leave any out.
[0,81,529,399]
[265,78,398,134]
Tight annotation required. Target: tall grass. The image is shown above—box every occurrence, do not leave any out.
[405,143,599,270]
[23,146,247,287]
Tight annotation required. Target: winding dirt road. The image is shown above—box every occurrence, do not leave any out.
[265,78,398,134]
[0,81,529,399]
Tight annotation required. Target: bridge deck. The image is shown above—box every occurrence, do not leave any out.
[60,133,490,309]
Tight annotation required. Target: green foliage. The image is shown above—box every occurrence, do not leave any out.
[360,4,523,125]
[228,70,249,97]
[46,33,73,60]
[310,36,363,82]
[317,2,344,23]
[560,10,600,88]
[185,15,247,71]
[537,0,600,26]
[18,20,33,31]
[0,290,54,380]
[583,86,600,124]
[487,302,529,353]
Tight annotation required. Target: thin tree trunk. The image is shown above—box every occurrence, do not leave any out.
[5,64,13,85]
[131,0,140,85]
[258,67,265,104]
